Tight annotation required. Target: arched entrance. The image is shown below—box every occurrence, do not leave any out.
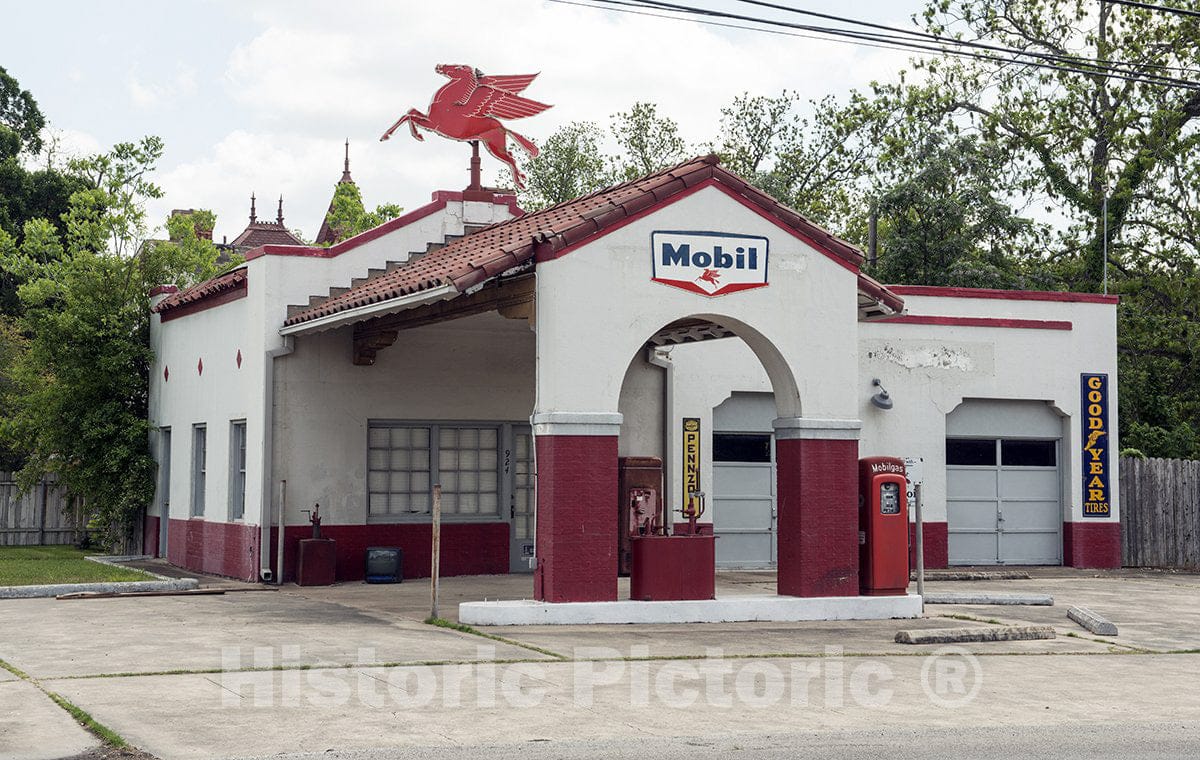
[535,313,862,603]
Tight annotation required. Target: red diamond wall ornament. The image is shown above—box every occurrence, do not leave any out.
[163,366,169,382]
[197,358,204,376]
[236,349,242,368]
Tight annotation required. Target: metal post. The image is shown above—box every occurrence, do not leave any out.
[276,480,286,585]
[914,483,925,611]
[431,484,442,620]
[468,142,482,191]
[37,479,48,546]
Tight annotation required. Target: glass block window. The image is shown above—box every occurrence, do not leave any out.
[368,423,501,519]
[368,426,431,517]
[438,427,500,516]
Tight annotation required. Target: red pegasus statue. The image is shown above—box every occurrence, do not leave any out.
[380,64,551,187]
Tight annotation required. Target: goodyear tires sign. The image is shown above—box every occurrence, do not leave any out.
[652,231,769,297]
[1081,373,1111,518]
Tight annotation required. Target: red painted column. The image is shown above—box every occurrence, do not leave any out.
[774,420,861,597]
[534,431,619,602]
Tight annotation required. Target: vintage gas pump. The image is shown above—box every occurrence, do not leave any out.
[858,457,909,596]
[617,457,663,576]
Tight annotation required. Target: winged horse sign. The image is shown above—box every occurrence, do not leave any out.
[380,64,551,188]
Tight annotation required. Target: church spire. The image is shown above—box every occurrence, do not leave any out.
[340,138,354,184]
[277,195,285,226]
[249,193,257,223]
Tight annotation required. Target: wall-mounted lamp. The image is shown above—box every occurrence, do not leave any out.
[870,378,893,410]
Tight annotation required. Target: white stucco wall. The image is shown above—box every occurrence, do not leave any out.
[534,185,862,422]
[658,293,1118,531]
[149,196,519,534]
[149,291,263,524]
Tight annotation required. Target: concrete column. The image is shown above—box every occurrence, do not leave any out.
[532,413,623,603]
[773,418,862,598]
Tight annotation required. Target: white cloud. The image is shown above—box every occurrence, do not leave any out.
[147,0,919,241]
[127,66,198,110]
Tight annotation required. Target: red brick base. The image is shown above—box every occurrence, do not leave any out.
[535,435,619,602]
[908,522,949,569]
[167,519,260,582]
[269,522,508,583]
[775,437,860,597]
[1063,521,1122,568]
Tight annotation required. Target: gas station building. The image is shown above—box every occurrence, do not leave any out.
[147,154,1120,607]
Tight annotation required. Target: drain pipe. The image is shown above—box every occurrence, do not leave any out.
[647,347,674,535]
[259,336,294,583]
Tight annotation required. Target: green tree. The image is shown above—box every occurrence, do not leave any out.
[0,65,46,156]
[917,0,1200,290]
[518,121,611,211]
[319,182,402,245]
[0,137,227,547]
[868,132,1049,289]
[609,102,688,180]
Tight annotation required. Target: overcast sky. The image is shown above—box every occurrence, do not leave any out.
[6,0,925,244]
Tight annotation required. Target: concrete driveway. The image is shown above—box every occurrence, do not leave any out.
[1,567,1198,759]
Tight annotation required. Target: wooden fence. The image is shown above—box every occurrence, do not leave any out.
[1120,457,1200,570]
[0,472,82,546]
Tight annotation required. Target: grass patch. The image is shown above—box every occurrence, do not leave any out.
[0,545,152,586]
[424,616,567,659]
[1,657,130,748]
[45,691,128,748]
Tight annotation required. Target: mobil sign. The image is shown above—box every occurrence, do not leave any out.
[651,231,769,297]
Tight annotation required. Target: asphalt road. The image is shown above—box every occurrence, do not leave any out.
[231,723,1200,760]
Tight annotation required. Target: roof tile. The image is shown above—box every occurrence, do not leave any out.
[282,154,890,328]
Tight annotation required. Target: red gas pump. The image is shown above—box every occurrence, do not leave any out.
[858,457,909,596]
[617,457,662,576]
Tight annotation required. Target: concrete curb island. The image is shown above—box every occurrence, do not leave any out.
[0,554,200,599]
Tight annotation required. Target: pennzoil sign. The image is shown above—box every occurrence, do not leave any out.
[1081,373,1111,518]
[651,231,769,297]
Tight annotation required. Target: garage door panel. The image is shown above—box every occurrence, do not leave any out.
[948,533,998,565]
[716,533,773,567]
[1001,501,1061,531]
[714,465,773,497]
[1000,469,1058,499]
[1001,533,1061,564]
[714,498,773,531]
[947,500,999,531]
[947,470,997,500]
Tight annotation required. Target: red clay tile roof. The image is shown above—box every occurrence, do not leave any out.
[232,221,304,248]
[284,154,894,328]
[152,268,247,314]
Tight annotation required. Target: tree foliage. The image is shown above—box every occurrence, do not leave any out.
[0,66,46,156]
[0,137,229,546]
[319,181,403,245]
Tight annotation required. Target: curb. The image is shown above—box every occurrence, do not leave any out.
[0,556,199,599]
[1067,605,1119,636]
[896,625,1056,644]
[923,592,1054,606]
[912,570,1032,581]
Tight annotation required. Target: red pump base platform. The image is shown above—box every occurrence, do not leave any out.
[629,535,716,601]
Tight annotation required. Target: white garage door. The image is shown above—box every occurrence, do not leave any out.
[946,401,1063,565]
[712,392,777,568]
[714,434,775,567]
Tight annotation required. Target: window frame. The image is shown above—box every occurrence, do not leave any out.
[366,420,504,524]
[159,427,172,518]
[228,420,247,521]
[190,424,207,518]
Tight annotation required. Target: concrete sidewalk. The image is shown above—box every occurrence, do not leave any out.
[1,568,1197,759]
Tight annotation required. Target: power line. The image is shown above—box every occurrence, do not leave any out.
[1105,0,1200,20]
[576,0,1200,91]
[731,0,1200,78]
